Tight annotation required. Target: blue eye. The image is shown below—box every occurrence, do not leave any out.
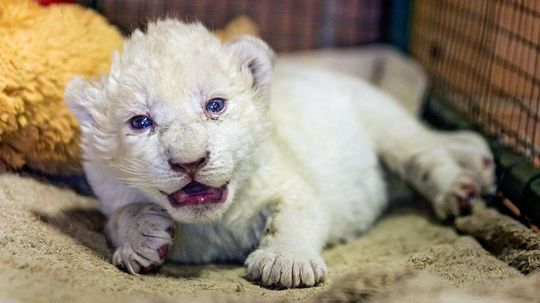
[205,98,226,115]
[129,115,153,130]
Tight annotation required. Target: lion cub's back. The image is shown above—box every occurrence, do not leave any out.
[269,64,387,241]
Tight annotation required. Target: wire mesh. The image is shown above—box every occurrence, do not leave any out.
[411,0,540,166]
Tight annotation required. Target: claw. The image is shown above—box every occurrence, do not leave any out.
[125,262,140,276]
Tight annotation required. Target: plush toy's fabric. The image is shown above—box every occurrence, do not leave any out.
[0,0,123,174]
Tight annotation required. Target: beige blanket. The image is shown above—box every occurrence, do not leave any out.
[1,173,539,303]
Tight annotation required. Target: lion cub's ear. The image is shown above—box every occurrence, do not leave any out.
[65,76,105,127]
[226,35,274,96]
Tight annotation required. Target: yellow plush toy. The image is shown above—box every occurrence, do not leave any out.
[0,0,123,173]
[213,16,260,42]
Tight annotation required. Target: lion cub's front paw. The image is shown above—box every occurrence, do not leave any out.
[112,205,175,274]
[245,248,327,288]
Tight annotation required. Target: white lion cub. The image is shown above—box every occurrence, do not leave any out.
[66,20,495,288]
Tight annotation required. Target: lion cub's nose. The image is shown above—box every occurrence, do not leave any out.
[169,152,209,174]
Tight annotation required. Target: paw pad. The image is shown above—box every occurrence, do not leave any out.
[158,244,169,259]
[460,183,477,198]
[482,156,493,169]
[457,197,472,216]
[421,172,430,182]
[166,225,175,238]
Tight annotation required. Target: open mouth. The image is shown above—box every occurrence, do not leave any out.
[166,181,228,208]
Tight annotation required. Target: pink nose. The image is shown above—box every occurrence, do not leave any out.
[169,152,209,174]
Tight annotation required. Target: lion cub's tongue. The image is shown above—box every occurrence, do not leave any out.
[169,181,223,206]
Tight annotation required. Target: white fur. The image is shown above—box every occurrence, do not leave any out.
[65,20,495,288]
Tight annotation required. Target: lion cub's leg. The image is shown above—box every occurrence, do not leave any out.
[245,207,328,288]
[402,146,486,219]
[106,203,175,274]
[359,97,495,219]
[245,179,328,288]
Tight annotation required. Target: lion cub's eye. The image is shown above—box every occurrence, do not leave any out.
[129,115,153,130]
[205,98,226,116]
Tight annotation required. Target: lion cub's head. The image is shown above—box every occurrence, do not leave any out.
[66,20,274,223]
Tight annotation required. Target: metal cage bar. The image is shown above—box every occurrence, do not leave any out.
[411,0,540,166]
